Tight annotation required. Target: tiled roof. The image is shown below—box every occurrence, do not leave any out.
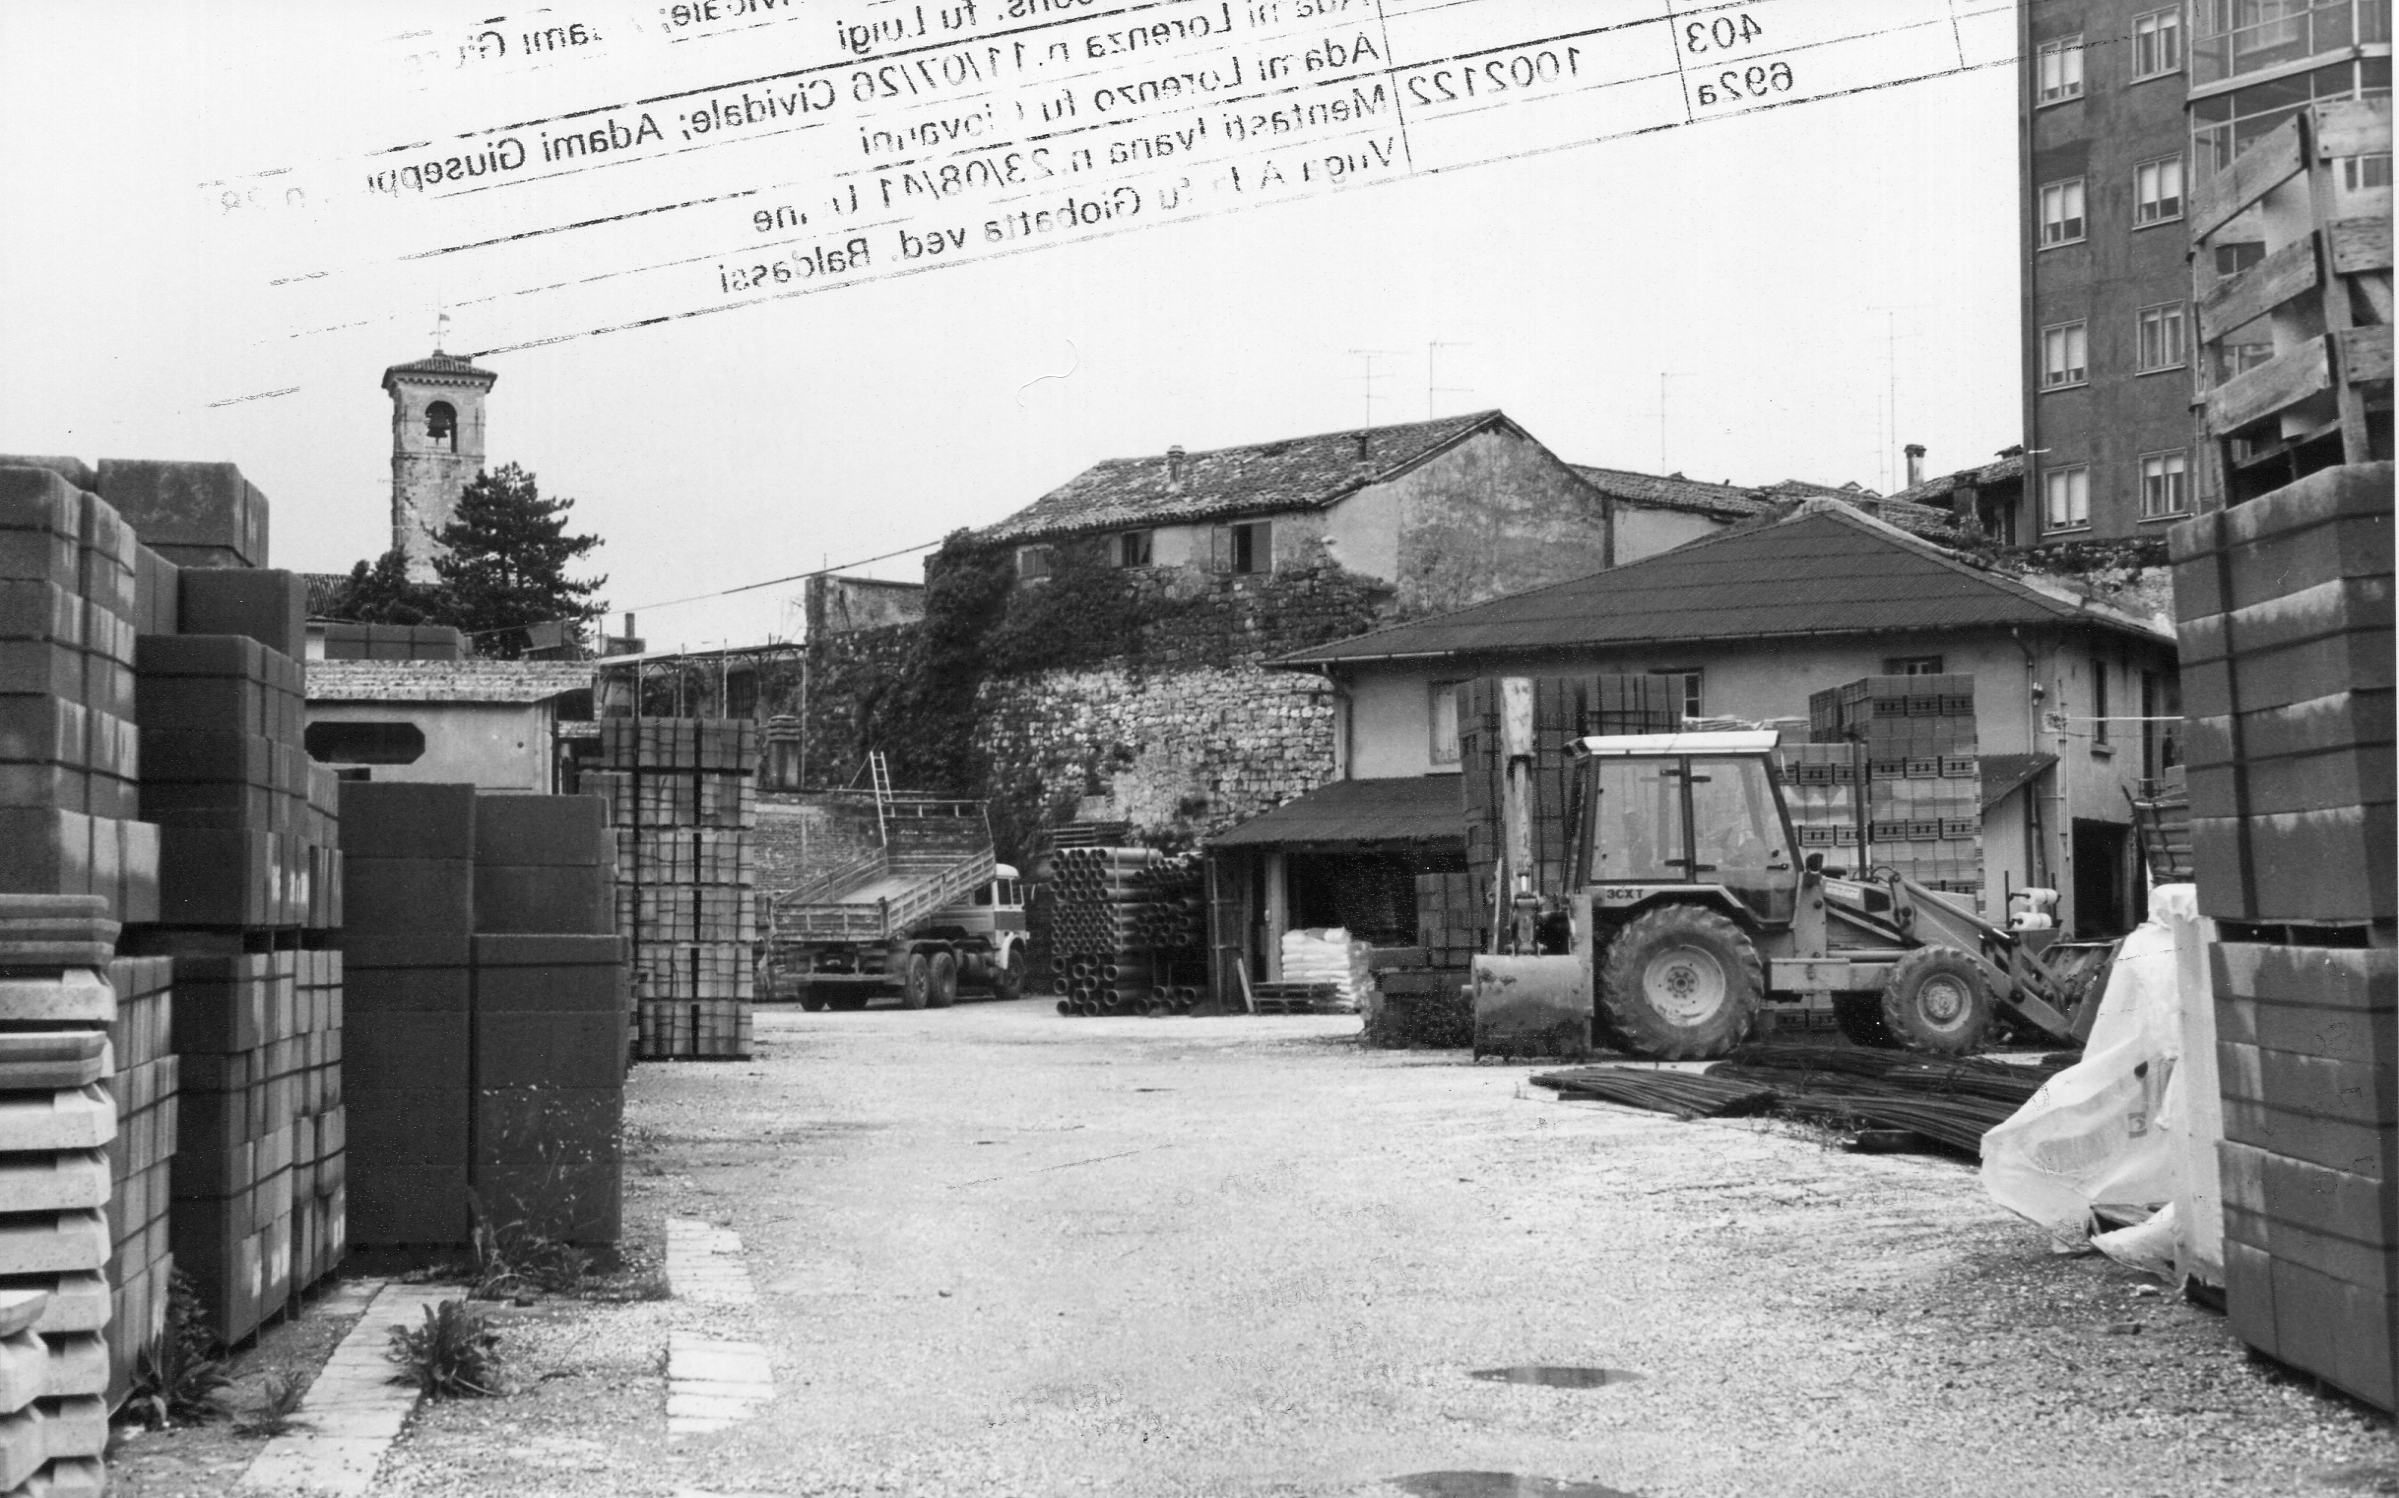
[306,659,593,703]
[1568,465,1768,520]
[302,572,349,616]
[1210,775,1463,850]
[1887,453,2027,507]
[1273,499,2172,668]
[380,350,498,391]
[972,411,1511,544]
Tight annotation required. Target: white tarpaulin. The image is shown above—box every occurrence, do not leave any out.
[1981,886,2224,1285]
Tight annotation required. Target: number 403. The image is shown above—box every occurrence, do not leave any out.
[1684,12,1764,53]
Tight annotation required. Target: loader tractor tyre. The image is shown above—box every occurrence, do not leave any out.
[928,950,960,1009]
[1879,945,1994,1055]
[1597,904,1764,1060]
[900,952,932,1010]
[992,947,1025,1003]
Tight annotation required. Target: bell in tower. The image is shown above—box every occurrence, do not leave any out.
[381,322,498,582]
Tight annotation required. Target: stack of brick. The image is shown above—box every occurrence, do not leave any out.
[126,567,347,1343]
[102,955,176,1408]
[471,794,624,1245]
[342,783,476,1252]
[314,622,466,662]
[2170,463,2394,1412]
[1809,675,1983,902]
[0,895,120,1497]
[1772,743,1868,867]
[1361,872,1487,1047]
[1458,675,1681,901]
[588,719,758,1060]
[0,465,161,931]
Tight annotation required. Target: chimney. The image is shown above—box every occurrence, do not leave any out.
[1354,431,1371,463]
[1904,443,1926,488]
[1166,445,1186,488]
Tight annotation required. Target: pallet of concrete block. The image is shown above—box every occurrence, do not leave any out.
[1414,872,1486,971]
[2213,935,2396,1412]
[316,621,466,662]
[636,997,752,1061]
[599,717,757,772]
[2169,463,2393,926]
[1365,945,1472,1048]
[103,955,177,1409]
[474,935,625,1242]
[0,464,165,930]
[0,896,118,1496]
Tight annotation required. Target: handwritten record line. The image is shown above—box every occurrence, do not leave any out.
[205,0,2013,377]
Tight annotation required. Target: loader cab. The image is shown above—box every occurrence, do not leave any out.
[1573,732,1801,927]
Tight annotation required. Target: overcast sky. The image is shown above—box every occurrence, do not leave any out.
[0,2,2019,651]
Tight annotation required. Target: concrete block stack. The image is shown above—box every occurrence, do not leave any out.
[344,786,627,1252]
[1810,675,1983,902]
[1459,675,1680,901]
[0,895,122,1497]
[0,465,161,931]
[2170,463,2395,1412]
[589,719,758,1060]
[1773,742,1867,866]
[471,794,624,1244]
[341,782,477,1252]
[314,622,466,662]
[101,955,176,1409]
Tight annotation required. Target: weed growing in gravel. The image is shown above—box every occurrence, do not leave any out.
[470,1204,592,1300]
[387,1299,502,1399]
[122,1269,229,1430]
[232,1374,307,1437]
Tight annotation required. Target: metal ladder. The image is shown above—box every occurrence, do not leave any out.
[868,749,893,846]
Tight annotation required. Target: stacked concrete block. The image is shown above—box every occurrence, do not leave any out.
[472,935,625,1244]
[102,955,176,1409]
[1773,742,1868,865]
[1812,675,1984,902]
[315,622,466,662]
[341,784,476,1252]
[0,896,120,1494]
[2172,465,2396,1412]
[591,719,757,1059]
[92,459,268,573]
[0,465,161,928]
[1459,676,1681,901]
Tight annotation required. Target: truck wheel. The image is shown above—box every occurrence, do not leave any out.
[992,947,1025,1002]
[1880,946,1993,1055]
[928,950,959,1009]
[1597,904,1763,1060]
[900,952,932,1010]
[1832,992,1891,1047]
[798,988,830,1013]
[830,993,871,1011]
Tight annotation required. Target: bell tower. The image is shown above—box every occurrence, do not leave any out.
[381,326,498,582]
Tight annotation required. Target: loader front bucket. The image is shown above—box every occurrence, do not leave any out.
[1471,953,1591,1061]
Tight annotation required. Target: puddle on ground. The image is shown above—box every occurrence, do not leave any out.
[1466,1366,1642,1389]
[1390,1474,1639,1498]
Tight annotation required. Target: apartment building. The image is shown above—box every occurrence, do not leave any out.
[2019,2,2391,541]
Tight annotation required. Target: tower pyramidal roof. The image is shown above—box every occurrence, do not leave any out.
[380,347,498,394]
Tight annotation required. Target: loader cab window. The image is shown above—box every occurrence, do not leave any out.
[1588,758,1684,883]
[1687,757,1795,923]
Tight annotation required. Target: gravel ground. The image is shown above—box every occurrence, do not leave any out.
[365,1000,2388,1496]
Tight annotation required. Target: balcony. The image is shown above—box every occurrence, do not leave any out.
[2193,0,2392,86]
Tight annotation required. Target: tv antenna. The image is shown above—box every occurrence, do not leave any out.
[1427,341,1474,419]
[1349,348,1408,429]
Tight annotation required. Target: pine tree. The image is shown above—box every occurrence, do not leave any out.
[324,548,445,626]
[431,463,606,658]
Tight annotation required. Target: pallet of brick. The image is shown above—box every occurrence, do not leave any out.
[1460,675,1682,902]
[473,934,626,1244]
[339,783,476,1251]
[2213,938,2396,1412]
[1772,742,1867,864]
[316,622,466,662]
[2170,464,2393,925]
[0,897,118,1490]
[102,954,176,1409]
[0,466,161,930]
[1811,675,1983,904]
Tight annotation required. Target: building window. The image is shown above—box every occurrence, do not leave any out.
[2044,465,2091,531]
[424,401,458,451]
[2140,451,2190,518]
[2215,240,2266,278]
[2142,670,2183,780]
[2132,8,2183,79]
[2037,34,2085,102]
[2038,178,2087,246]
[1117,530,1153,567]
[2137,302,2187,372]
[303,721,427,765]
[1429,680,1465,766]
[1224,520,1273,575]
[1884,656,1946,676]
[2344,152,2394,191]
[2042,322,2089,389]
[2093,659,2111,746]
[1651,669,1704,721]
[2189,59,2381,176]
[2134,155,2185,224]
[1015,544,1054,584]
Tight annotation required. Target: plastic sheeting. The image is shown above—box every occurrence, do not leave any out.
[1981,886,2224,1286]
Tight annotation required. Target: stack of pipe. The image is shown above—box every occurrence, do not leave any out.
[1047,848,1204,1017]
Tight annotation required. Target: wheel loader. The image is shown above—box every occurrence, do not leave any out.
[1469,714,2097,1061]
